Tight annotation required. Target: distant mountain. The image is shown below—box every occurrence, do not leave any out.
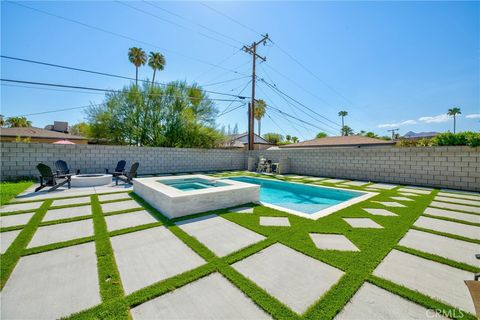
[403,131,439,138]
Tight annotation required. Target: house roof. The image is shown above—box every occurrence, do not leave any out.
[227,132,272,145]
[403,131,439,139]
[0,127,87,141]
[279,135,395,148]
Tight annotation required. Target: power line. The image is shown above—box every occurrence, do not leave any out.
[200,3,262,37]
[202,76,250,87]
[116,1,240,50]
[0,79,246,102]
[217,103,246,117]
[7,1,248,76]
[1,83,105,95]
[0,58,250,99]
[265,111,289,137]
[6,103,105,118]
[267,104,336,134]
[143,1,243,46]
[218,79,252,116]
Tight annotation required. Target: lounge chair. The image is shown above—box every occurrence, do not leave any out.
[35,163,72,192]
[116,162,139,185]
[465,254,480,318]
[55,160,80,177]
[105,160,126,177]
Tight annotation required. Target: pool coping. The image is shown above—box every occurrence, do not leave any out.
[224,176,378,220]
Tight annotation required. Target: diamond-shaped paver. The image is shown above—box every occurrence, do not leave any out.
[430,201,480,214]
[177,215,265,257]
[43,205,92,222]
[438,192,480,201]
[398,192,419,197]
[260,217,290,227]
[110,226,205,294]
[51,197,91,207]
[305,177,326,181]
[98,193,131,202]
[368,183,397,190]
[362,208,397,216]
[101,200,142,213]
[131,273,270,320]
[414,216,479,240]
[343,218,383,229]
[434,196,480,207]
[0,212,34,228]
[105,210,158,232]
[323,179,346,184]
[390,196,414,202]
[310,234,359,251]
[0,201,43,213]
[335,283,448,320]
[424,207,479,224]
[229,207,254,214]
[342,181,369,187]
[399,229,479,267]
[373,250,475,314]
[233,243,344,314]
[1,229,21,254]
[0,242,101,319]
[372,201,406,208]
[27,219,94,248]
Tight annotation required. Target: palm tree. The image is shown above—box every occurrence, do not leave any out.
[148,52,166,85]
[291,136,299,143]
[285,134,291,142]
[128,47,147,86]
[338,110,348,135]
[447,107,461,133]
[341,125,353,136]
[254,99,266,136]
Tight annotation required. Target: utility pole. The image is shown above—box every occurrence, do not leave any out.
[387,128,400,140]
[243,34,269,150]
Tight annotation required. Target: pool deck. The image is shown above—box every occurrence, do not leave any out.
[1,171,479,319]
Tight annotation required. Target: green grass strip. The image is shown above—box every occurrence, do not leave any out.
[422,213,480,227]
[0,199,51,289]
[411,226,480,244]
[90,194,129,319]
[0,180,34,206]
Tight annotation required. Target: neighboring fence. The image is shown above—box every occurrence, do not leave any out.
[1,143,479,192]
[249,146,480,192]
[0,143,245,181]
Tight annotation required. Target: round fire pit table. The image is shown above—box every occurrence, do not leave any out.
[71,174,112,187]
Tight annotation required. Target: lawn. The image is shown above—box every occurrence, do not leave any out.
[0,172,477,320]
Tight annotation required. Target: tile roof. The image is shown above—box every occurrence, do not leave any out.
[0,127,87,140]
[279,136,395,148]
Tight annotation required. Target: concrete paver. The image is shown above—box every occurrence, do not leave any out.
[43,205,92,222]
[424,207,480,224]
[105,210,158,231]
[309,234,359,251]
[27,219,94,248]
[343,218,383,229]
[260,217,291,227]
[414,216,480,240]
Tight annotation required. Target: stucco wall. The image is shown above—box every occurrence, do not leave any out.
[248,146,480,191]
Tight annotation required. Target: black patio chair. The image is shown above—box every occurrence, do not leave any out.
[55,160,80,177]
[35,163,72,192]
[106,160,126,177]
[465,254,480,318]
[116,162,139,185]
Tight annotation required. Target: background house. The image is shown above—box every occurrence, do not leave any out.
[280,136,395,148]
[0,121,88,144]
[222,132,273,150]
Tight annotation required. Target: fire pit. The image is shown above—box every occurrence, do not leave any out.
[71,174,112,187]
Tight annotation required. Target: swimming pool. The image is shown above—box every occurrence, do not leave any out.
[160,178,228,191]
[227,176,376,219]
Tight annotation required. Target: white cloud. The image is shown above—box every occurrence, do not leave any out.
[378,120,416,128]
[466,114,480,119]
[418,113,452,123]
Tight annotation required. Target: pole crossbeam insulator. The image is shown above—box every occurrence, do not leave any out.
[243,34,269,150]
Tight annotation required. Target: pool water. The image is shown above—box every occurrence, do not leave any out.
[228,176,364,214]
[161,178,228,191]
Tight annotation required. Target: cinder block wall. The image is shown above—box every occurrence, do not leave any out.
[248,146,480,192]
[1,143,479,192]
[0,143,245,180]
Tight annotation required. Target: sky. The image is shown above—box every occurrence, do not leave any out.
[1,1,479,140]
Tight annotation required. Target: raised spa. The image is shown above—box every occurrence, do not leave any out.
[133,175,259,219]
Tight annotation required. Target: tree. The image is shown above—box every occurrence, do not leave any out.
[341,125,353,136]
[316,132,328,138]
[148,52,166,85]
[338,110,348,135]
[0,114,4,127]
[87,81,222,148]
[70,122,91,137]
[447,107,461,134]
[5,116,31,128]
[128,47,147,86]
[263,132,284,145]
[254,99,266,136]
[232,123,239,135]
[291,136,299,143]
[285,134,291,142]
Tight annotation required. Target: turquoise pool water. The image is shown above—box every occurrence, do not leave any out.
[161,178,228,191]
[228,176,364,214]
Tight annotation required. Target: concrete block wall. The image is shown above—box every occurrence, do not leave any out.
[0,143,245,180]
[249,146,480,192]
